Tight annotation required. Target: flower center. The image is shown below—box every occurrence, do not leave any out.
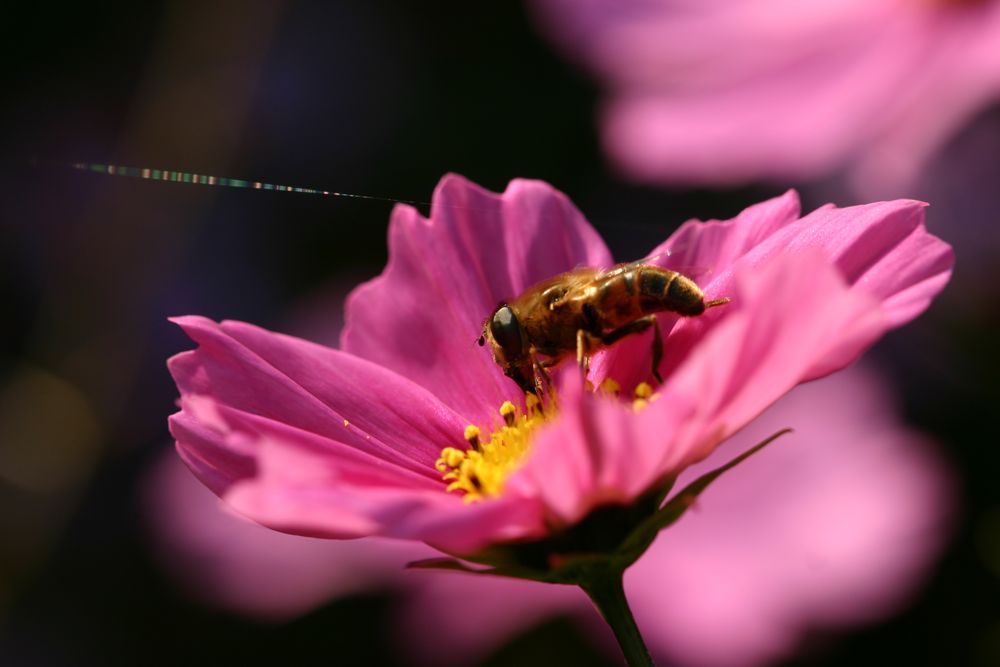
[435,393,550,502]
[435,380,658,502]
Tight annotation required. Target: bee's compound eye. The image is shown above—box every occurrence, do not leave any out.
[489,306,523,358]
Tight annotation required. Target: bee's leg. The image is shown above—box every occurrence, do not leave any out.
[600,315,663,383]
[533,354,556,397]
[506,367,538,398]
[533,370,546,399]
[575,329,597,382]
[650,321,664,384]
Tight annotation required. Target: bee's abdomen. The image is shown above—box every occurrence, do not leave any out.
[589,269,641,326]
[638,267,706,316]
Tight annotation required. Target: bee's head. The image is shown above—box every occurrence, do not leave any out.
[479,304,534,394]
[479,303,525,360]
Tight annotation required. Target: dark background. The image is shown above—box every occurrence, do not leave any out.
[1,2,997,665]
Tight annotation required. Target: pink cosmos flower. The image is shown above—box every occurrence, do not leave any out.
[153,365,953,664]
[168,174,950,558]
[529,0,1000,196]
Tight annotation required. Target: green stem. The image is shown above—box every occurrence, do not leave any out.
[580,568,654,667]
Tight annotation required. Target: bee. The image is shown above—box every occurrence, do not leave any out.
[478,261,730,395]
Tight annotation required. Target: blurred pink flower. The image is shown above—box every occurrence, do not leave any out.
[167,175,951,558]
[530,0,1000,196]
[151,365,953,666]
[144,449,430,619]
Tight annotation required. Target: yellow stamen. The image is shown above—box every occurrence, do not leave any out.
[598,377,621,395]
[435,395,553,502]
[632,381,660,412]
[435,378,663,502]
[634,382,653,399]
[464,425,482,451]
[500,400,517,427]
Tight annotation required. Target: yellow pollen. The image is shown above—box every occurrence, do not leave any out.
[632,382,660,412]
[435,395,553,502]
[435,379,662,501]
[598,377,621,395]
[499,400,517,426]
[634,382,653,399]
[464,425,482,450]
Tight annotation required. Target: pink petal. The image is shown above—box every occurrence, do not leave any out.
[657,197,953,328]
[169,315,467,477]
[653,250,886,472]
[599,195,952,390]
[341,174,612,424]
[506,375,696,524]
[653,189,804,274]
[222,431,547,552]
[171,388,547,551]
[169,314,557,552]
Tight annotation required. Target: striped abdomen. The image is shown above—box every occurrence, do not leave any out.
[591,265,707,328]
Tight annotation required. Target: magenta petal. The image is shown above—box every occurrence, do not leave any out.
[595,194,951,391]
[174,391,547,551]
[341,174,613,423]
[658,197,953,328]
[669,199,946,385]
[590,190,802,389]
[654,250,888,473]
[772,200,954,327]
[168,314,552,552]
[180,395,438,489]
[169,315,467,476]
[222,433,547,552]
[507,375,693,525]
[645,190,803,274]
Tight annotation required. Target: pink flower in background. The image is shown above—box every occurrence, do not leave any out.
[530,0,1000,196]
[144,450,430,619]
[151,365,953,666]
[167,175,951,559]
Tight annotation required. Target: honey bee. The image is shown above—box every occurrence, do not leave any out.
[478,261,729,395]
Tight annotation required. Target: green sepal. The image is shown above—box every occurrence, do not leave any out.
[406,557,487,574]
[406,556,576,584]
